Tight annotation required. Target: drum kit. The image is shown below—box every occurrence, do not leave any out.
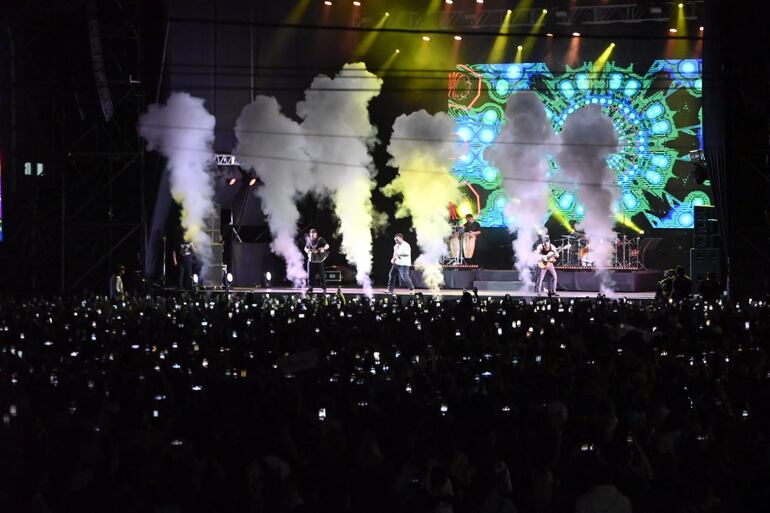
[559,232,641,268]
[445,226,477,265]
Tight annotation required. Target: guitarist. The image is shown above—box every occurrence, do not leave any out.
[536,235,560,297]
[305,228,330,293]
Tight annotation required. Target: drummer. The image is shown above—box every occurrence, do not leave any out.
[463,214,482,265]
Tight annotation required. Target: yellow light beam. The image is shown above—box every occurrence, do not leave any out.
[514,45,523,63]
[379,49,400,75]
[549,199,575,233]
[674,2,689,57]
[487,9,512,63]
[591,42,616,87]
[353,12,390,58]
[286,0,312,24]
[520,9,548,59]
[615,213,645,234]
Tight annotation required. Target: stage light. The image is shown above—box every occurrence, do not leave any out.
[353,1,361,5]
[454,35,462,40]
[248,177,257,186]
[699,26,704,31]
[422,35,430,41]
[517,45,523,50]
[445,0,453,3]
[395,48,400,53]
[546,33,554,37]
[264,272,272,288]
[323,0,331,5]
[669,28,677,33]
[678,2,683,7]
[542,8,548,14]
[476,0,483,3]
[572,32,581,37]
[488,8,512,62]
[226,272,234,284]
[593,42,616,76]
[385,11,389,16]
[507,9,511,14]
[227,177,237,186]
[192,274,199,285]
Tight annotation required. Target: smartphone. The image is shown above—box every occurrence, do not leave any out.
[318,408,326,421]
[581,443,594,452]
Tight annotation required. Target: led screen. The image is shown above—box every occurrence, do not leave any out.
[448,59,708,229]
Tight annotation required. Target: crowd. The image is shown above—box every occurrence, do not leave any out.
[1,288,769,513]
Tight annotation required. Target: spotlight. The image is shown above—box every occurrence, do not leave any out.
[572,32,581,37]
[353,0,360,5]
[678,2,683,7]
[507,9,511,14]
[669,28,678,33]
[546,33,554,37]
[476,0,483,3]
[454,35,462,41]
[699,26,704,31]
[227,177,237,186]
[264,272,272,288]
[422,35,430,41]
[610,42,616,47]
[226,272,234,284]
[385,11,389,16]
[395,49,400,53]
[517,45,523,50]
[248,176,257,186]
[542,8,548,14]
[445,0,453,4]
[192,273,199,285]
[323,0,331,5]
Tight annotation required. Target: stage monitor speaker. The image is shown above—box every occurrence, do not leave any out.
[690,248,721,289]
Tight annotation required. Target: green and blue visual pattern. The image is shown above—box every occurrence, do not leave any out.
[447,59,709,229]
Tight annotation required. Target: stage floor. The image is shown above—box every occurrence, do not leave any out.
[228,286,655,301]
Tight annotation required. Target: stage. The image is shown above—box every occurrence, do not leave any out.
[404,268,661,294]
[220,286,655,301]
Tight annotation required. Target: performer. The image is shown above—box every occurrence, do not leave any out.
[305,228,329,293]
[448,202,461,225]
[109,265,126,300]
[172,240,196,289]
[387,233,415,293]
[535,236,559,297]
[462,213,482,264]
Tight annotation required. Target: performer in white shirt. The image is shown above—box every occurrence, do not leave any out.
[387,233,415,293]
[109,265,126,300]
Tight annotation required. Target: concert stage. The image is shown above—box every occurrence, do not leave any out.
[225,287,655,301]
[407,268,662,293]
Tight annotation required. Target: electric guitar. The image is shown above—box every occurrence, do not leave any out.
[537,243,571,269]
[307,247,329,263]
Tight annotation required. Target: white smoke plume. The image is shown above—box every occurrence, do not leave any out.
[138,92,216,266]
[298,63,383,293]
[234,96,313,287]
[384,110,459,292]
[556,105,619,289]
[487,92,555,289]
